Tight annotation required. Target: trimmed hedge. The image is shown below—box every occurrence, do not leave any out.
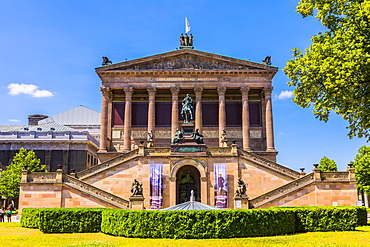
[20,208,41,229]
[101,209,296,239]
[272,206,367,232]
[39,208,105,233]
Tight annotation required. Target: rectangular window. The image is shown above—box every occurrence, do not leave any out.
[202,102,218,126]
[112,102,125,126]
[249,102,262,126]
[155,102,172,127]
[132,102,148,127]
[226,102,242,126]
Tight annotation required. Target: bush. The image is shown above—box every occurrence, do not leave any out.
[101,209,296,239]
[20,208,41,229]
[272,206,367,232]
[39,208,105,233]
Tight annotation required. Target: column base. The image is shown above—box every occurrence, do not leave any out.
[98,148,107,153]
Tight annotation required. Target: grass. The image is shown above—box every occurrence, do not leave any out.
[3,223,370,247]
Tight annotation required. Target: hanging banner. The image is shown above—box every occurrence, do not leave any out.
[214,163,228,208]
[150,164,163,209]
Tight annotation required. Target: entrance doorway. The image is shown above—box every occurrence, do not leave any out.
[176,165,200,204]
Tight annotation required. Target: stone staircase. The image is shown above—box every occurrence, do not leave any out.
[238,148,301,179]
[249,173,315,208]
[77,149,139,180]
[63,174,129,209]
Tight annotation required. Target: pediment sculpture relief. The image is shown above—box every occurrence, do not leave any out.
[114,55,260,71]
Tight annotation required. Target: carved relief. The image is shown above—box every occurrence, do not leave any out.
[320,172,349,181]
[250,130,262,139]
[131,131,147,139]
[155,131,172,138]
[116,55,258,71]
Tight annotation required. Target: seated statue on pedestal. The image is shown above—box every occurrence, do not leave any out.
[191,129,204,144]
[171,129,184,145]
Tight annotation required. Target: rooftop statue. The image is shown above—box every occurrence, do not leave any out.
[262,56,271,65]
[102,56,112,66]
[179,33,194,47]
[181,94,193,123]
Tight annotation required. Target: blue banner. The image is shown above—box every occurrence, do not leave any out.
[214,163,228,208]
[150,164,163,209]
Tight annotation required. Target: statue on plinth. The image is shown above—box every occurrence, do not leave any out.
[220,130,228,147]
[147,129,154,147]
[181,94,194,123]
[191,129,204,144]
[131,179,143,196]
[102,56,112,66]
[171,128,184,145]
[235,178,247,197]
[179,33,194,47]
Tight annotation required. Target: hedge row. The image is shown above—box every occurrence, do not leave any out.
[271,206,367,232]
[20,206,367,238]
[101,209,295,238]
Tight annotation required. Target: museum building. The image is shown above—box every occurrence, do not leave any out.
[18,37,358,211]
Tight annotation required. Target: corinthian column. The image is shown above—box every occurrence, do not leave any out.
[241,87,251,151]
[123,87,134,152]
[99,87,112,152]
[147,87,157,132]
[170,87,180,138]
[217,87,227,146]
[264,87,275,151]
[194,87,203,133]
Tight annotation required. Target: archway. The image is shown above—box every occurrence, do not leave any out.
[176,165,200,204]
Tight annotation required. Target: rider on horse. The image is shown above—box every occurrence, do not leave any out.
[181,94,193,123]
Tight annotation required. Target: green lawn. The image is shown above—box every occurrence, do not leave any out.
[3,223,370,247]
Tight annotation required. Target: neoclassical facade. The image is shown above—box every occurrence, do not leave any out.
[96,49,278,162]
[18,45,358,212]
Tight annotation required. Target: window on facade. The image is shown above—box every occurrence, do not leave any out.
[155,102,172,126]
[249,102,262,126]
[202,102,218,126]
[226,102,242,126]
[112,102,125,126]
[132,102,148,127]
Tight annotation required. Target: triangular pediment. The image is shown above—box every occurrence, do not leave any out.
[96,49,276,72]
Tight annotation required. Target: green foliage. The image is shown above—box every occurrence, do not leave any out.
[0,148,46,199]
[274,206,367,232]
[353,145,370,194]
[20,208,41,229]
[318,156,338,171]
[283,0,370,140]
[39,208,105,233]
[101,209,296,239]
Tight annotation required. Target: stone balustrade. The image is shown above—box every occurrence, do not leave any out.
[250,173,315,208]
[63,175,129,208]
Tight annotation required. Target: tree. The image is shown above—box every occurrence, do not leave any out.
[283,0,370,141]
[318,156,338,171]
[353,145,370,194]
[0,148,46,199]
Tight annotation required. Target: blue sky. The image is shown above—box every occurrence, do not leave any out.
[0,0,367,171]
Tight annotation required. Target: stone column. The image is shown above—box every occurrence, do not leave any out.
[194,87,203,133]
[264,87,275,151]
[240,87,251,151]
[147,87,157,133]
[169,177,177,207]
[99,87,112,152]
[170,87,180,138]
[123,87,134,152]
[218,87,227,146]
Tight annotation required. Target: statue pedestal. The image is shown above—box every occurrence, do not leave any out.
[181,122,194,136]
[234,195,249,209]
[129,195,145,210]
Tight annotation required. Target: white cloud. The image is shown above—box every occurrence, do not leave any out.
[277,90,294,100]
[8,119,21,122]
[7,83,53,98]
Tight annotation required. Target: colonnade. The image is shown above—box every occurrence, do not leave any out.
[98,86,275,152]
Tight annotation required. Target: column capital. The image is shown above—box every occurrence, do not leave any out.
[123,87,134,96]
[147,87,157,96]
[263,87,273,97]
[217,87,227,95]
[170,87,180,96]
[100,87,112,99]
[194,86,203,96]
[240,86,250,95]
